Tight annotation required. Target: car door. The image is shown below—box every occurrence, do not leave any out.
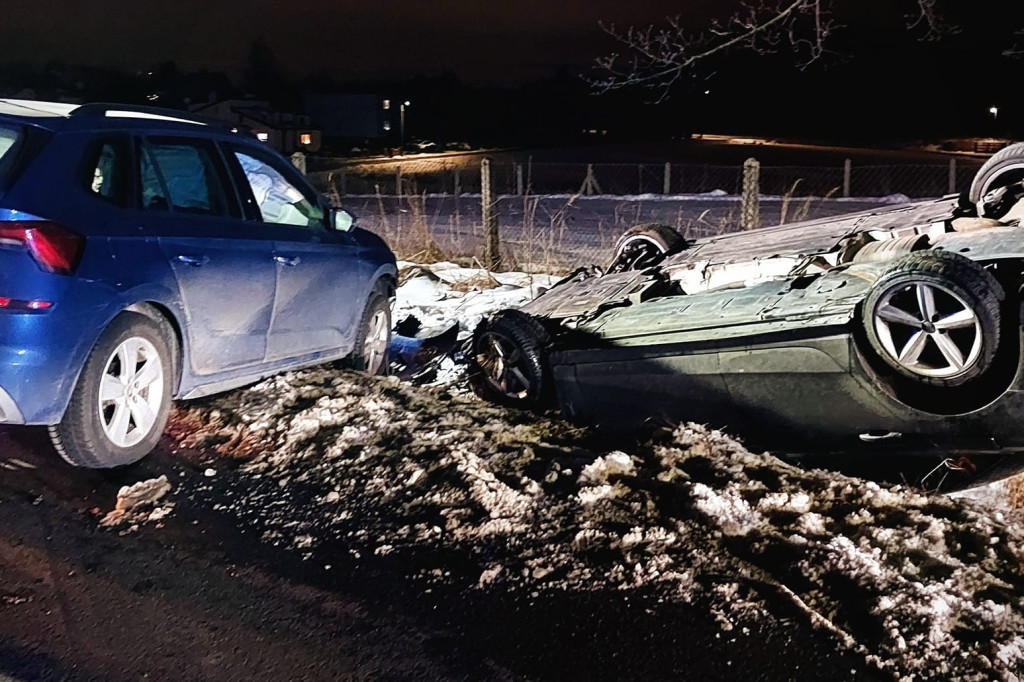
[139,135,277,375]
[225,143,369,363]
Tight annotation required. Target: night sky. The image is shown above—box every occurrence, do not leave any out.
[3,0,1022,141]
[0,0,714,82]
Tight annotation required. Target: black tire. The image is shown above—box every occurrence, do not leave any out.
[969,142,1024,218]
[861,250,1003,388]
[350,283,392,375]
[49,311,176,468]
[607,223,686,272]
[469,309,550,408]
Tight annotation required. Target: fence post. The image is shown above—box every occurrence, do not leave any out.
[453,168,462,230]
[664,162,671,195]
[948,158,957,195]
[482,158,501,270]
[740,158,760,231]
[581,164,602,196]
[516,164,524,196]
[843,159,852,198]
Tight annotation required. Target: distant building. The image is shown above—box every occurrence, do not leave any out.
[303,94,393,140]
[189,99,321,153]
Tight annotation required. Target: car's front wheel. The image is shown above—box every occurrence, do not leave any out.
[350,284,392,375]
[469,309,550,408]
[50,311,175,468]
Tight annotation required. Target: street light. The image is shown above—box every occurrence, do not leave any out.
[990,106,999,120]
[400,101,411,149]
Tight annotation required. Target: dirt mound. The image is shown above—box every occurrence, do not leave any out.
[170,368,1024,681]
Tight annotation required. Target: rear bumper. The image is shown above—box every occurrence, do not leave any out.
[0,302,108,425]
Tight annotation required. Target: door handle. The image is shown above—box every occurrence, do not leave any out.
[175,254,209,267]
[274,255,301,266]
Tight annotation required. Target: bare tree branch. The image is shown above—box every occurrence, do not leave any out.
[590,0,960,101]
[905,0,959,41]
[1005,29,1024,58]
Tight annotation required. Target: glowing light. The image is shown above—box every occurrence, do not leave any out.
[300,133,312,145]
[256,132,269,142]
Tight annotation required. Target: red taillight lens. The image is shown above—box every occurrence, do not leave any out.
[0,221,84,275]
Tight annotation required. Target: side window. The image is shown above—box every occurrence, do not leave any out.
[86,138,129,205]
[139,138,238,218]
[139,144,168,211]
[232,150,323,228]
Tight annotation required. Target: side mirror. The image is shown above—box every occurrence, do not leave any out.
[330,208,355,232]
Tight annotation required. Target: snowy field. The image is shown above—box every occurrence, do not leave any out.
[341,194,908,269]
[161,262,1024,681]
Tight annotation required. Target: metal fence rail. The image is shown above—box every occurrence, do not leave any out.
[308,157,982,200]
[302,156,985,274]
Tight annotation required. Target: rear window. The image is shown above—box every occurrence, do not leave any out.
[0,123,25,188]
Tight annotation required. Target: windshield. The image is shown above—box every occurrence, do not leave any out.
[0,123,25,190]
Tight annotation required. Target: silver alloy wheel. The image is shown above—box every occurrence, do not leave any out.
[477,330,531,399]
[363,309,389,374]
[872,281,983,379]
[98,336,165,448]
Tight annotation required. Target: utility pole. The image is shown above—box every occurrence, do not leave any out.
[400,101,410,150]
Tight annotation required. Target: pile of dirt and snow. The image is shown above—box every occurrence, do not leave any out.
[170,370,1024,681]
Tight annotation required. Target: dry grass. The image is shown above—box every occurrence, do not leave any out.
[1008,473,1024,510]
[780,180,841,225]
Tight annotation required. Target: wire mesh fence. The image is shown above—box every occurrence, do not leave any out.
[305,156,984,274]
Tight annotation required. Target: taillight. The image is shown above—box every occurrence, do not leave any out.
[0,297,52,311]
[0,221,84,275]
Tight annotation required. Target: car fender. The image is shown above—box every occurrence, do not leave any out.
[368,260,398,296]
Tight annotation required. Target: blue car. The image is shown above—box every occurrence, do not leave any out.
[0,99,396,467]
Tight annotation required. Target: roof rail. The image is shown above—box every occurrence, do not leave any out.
[70,103,218,127]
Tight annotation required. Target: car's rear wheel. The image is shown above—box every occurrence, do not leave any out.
[861,251,1002,388]
[607,223,686,272]
[49,312,175,468]
[350,284,392,375]
[469,309,550,408]
[969,142,1024,219]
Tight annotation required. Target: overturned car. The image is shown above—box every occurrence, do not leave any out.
[469,144,1024,483]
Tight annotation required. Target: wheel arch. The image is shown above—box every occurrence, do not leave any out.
[124,300,186,396]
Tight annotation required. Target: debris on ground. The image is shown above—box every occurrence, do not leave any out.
[387,261,557,388]
[100,475,174,532]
